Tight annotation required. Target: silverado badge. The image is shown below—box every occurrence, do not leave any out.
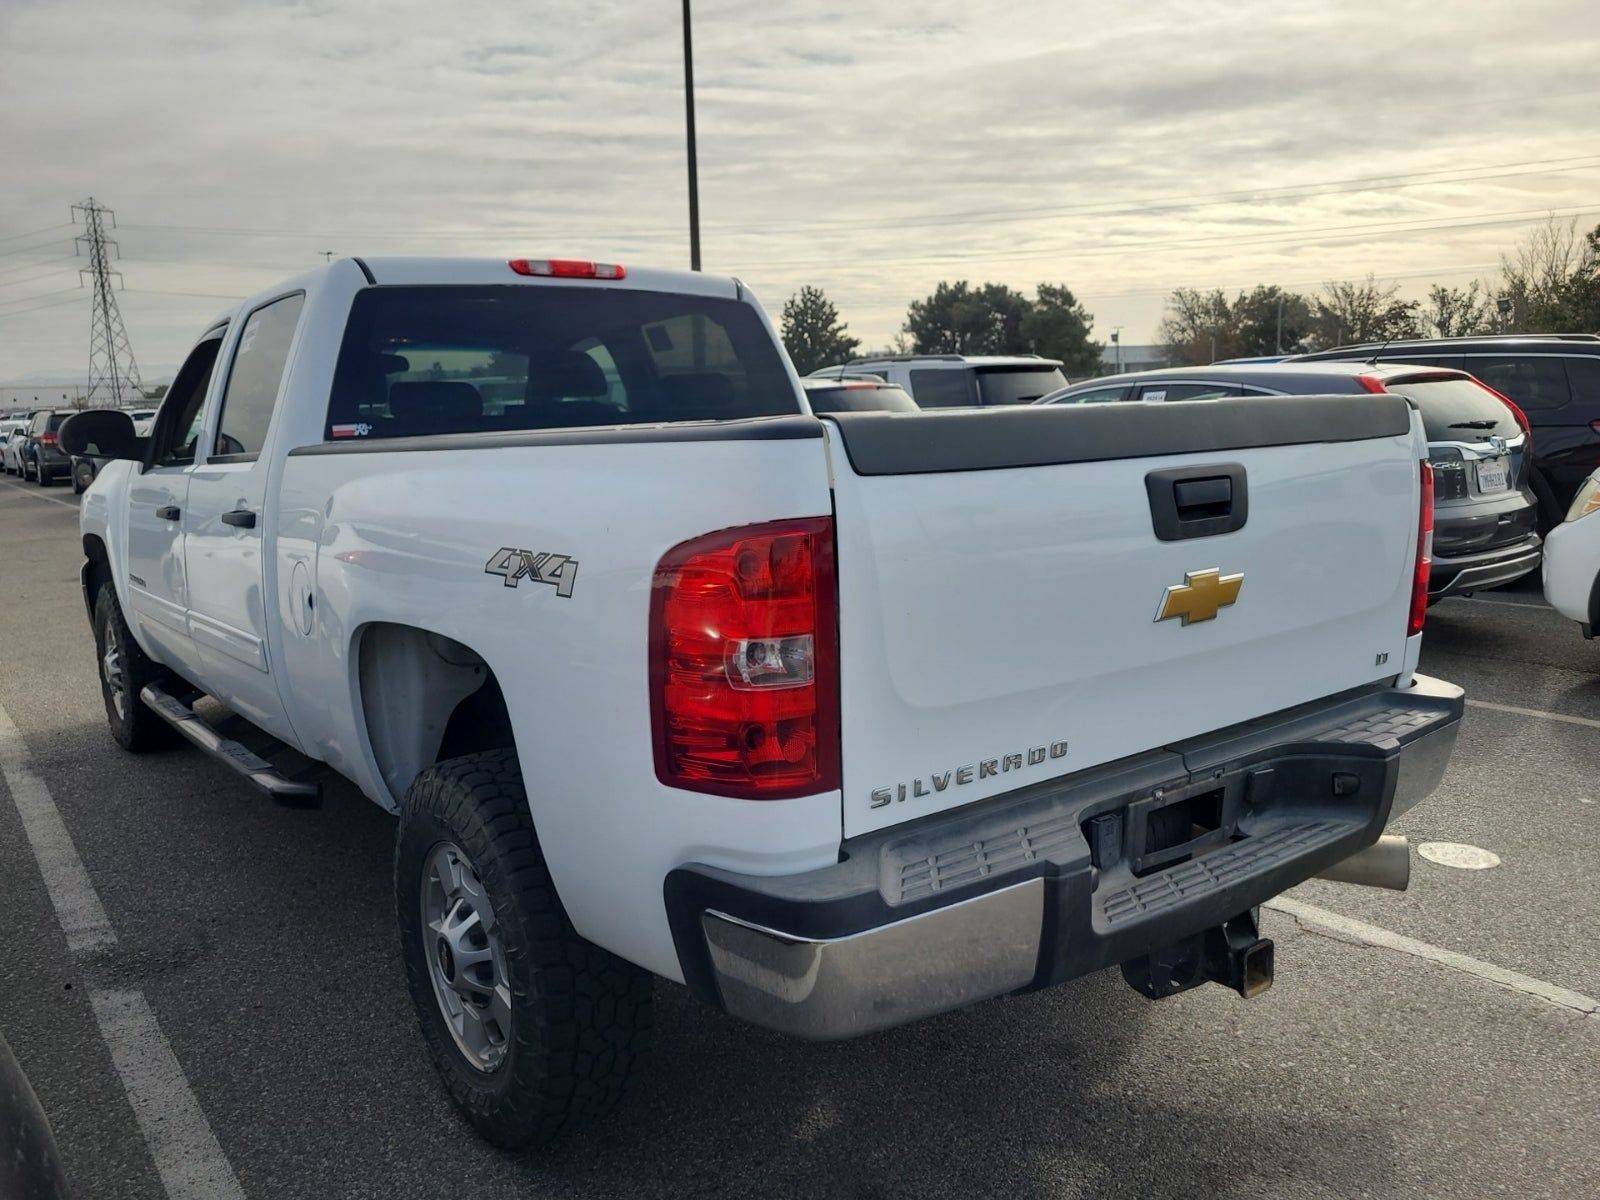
[1155,568,1243,626]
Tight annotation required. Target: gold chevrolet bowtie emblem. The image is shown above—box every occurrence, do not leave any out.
[1155,568,1244,626]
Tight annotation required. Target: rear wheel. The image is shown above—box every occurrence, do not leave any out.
[92,584,179,752]
[35,464,51,487]
[396,749,652,1148]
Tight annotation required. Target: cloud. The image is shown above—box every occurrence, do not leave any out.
[1,0,1596,380]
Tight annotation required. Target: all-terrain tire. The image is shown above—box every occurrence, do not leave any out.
[92,584,181,752]
[396,749,652,1148]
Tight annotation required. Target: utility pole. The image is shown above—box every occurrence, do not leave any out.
[1275,293,1285,355]
[72,198,142,407]
[681,0,702,270]
[1110,327,1122,373]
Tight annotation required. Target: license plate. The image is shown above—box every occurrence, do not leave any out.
[1477,459,1509,493]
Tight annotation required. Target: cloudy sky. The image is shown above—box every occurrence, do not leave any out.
[1,0,1597,385]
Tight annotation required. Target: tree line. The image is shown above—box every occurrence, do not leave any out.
[780,217,1600,376]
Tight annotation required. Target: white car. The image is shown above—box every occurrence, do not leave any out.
[1543,468,1600,636]
[71,254,1461,1148]
[810,353,1067,407]
[1,420,27,474]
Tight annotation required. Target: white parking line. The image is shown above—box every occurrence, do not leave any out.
[90,990,247,1200]
[0,696,245,1200]
[1269,897,1600,1021]
[0,701,115,951]
[0,478,79,510]
[1466,698,1600,730]
[1443,595,1549,610]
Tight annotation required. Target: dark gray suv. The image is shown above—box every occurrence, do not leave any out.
[1039,361,1540,598]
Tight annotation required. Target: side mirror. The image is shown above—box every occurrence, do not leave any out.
[59,410,141,461]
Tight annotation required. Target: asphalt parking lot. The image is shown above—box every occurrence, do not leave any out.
[2,474,1597,1200]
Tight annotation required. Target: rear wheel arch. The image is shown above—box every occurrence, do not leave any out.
[352,622,520,808]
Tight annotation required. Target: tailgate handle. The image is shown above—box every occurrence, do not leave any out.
[1146,464,1248,541]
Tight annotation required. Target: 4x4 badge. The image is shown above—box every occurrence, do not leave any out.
[1155,568,1243,626]
[485,547,578,598]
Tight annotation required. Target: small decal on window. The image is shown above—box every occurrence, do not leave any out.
[330,423,372,438]
[485,548,578,598]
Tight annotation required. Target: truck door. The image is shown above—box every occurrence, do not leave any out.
[183,292,305,746]
[124,328,226,681]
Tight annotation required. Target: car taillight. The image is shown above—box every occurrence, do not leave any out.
[650,518,839,798]
[1357,374,1389,394]
[508,258,626,280]
[1470,380,1532,449]
[40,432,58,445]
[1409,462,1434,637]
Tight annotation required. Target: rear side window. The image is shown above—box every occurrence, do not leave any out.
[1384,376,1515,443]
[1466,356,1571,411]
[1141,382,1241,402]
[325,286,798,440]
[803,384,918,414]
[908,369,977,408]
[1565,355,1600,405]
[975,366,1067,406]
[215,293,305,459]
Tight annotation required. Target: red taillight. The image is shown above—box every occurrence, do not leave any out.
[508,258,626,280]
[1471,380,1532,449]
[1357,374,1389,394]
[1409,462,1434,637]
[39,432,57,446]
[650,518,839,799]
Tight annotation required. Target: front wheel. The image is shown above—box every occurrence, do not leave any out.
[396,749,652,1148]
[92,584,179,752]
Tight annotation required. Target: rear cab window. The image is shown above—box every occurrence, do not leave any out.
[325,286,798,440]
[1383,375,1515,444]
[974,366,1067,406]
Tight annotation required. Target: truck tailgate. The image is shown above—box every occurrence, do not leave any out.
[824,397,1422,837]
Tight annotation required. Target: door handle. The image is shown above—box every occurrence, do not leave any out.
[221,508,257,529]
[155,505,181,521]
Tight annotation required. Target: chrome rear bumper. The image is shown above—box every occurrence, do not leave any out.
[668,674,1464,1040]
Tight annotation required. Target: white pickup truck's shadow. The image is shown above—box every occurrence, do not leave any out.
[32,719,1394,1200]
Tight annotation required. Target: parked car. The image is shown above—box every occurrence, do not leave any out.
[800,375,919,414]
[123,407,159,436]
[71,452,98,494]
[1294,335,1600,529]
[1040,361,1542,600]
[0,420,30,475]
[71,255,1460,1148]
[20,410,72,486]
[811,353,1067,408]
[1543,466,1600,637]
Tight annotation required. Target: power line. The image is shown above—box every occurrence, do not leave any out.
[0,286,82,311]
[109,154,1600,244]
[752,205,1600,271]
[0,293,90,320]
[73,198,143,405]
[0,237,73,260]
[0,222,72,244]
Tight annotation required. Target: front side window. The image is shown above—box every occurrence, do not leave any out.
[1051,385,1128,405]
[214,294,305,458]
[324,286,798,440]
[153,336,226,466]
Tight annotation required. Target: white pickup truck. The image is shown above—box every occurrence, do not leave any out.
[69,256,1463,1147]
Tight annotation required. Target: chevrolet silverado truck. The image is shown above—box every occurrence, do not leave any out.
[67,256,1463,1148]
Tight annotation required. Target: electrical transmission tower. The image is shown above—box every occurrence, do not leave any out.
[72,198,142,407]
